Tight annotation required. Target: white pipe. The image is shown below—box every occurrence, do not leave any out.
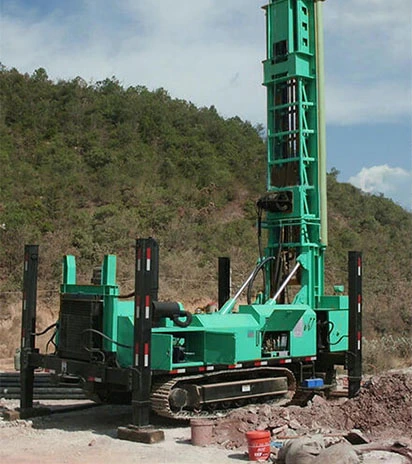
[267,262,301,305]
[218,268,257,315]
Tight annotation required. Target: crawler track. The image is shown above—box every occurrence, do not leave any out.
[151,367,296,419]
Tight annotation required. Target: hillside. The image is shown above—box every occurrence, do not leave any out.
[0,66,411,367]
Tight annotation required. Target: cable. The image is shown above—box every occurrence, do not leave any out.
[46,328,57,354]
[246,256,277,304]
[32,322,58,336]
[82,346,106,363]
[272,228,284,295]
[256,205,266,292]
[81,328,133,349]
[325,320,349,346]
[329,335,349,346]
[118,291,135,299]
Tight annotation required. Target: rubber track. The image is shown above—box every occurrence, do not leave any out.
[151,367,296,420]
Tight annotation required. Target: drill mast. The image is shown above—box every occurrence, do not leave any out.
[260,0,327,309]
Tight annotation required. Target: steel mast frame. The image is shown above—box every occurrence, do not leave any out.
[262,0,326,308]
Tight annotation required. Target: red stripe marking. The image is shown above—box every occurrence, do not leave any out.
[198,366,206,372]
[144,343,149,355]
[357,257,362,267]
[136,295,141,306]
[358,294,362,304]
[135,343,139,355]
[137,248,142,260]
[357,332,362,341]
[228,364,237,369]
[145,295,150,307]
[146,248,151,260]
[254,361,261,367]
[169,370,178,374]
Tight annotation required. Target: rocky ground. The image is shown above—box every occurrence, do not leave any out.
[1,367,411,463]
[212,369,412,448]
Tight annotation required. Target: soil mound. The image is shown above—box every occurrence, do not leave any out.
[340,370,412,438]
[211,369,412,449]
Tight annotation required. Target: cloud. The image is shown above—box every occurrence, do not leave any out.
[1,0,411,127]
[349,165,412,210]
[325,80,412,125]
[324,0,412,125]
[0,1,266,123]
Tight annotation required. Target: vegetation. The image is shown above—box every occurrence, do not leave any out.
[0,66,411,366]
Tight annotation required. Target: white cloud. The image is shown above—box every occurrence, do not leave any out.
[1,0,411,126]
[326,80,412,125]
[324,0,412,125]
[0,1,266,123]
[349,165,412,210]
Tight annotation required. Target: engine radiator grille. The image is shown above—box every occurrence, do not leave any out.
[58,294,103,361]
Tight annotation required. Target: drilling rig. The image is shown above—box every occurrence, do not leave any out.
[19,0,362,427]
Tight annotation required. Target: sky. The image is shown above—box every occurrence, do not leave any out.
[1,0,411,210]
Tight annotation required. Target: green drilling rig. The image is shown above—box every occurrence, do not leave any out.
[20,0,362,427]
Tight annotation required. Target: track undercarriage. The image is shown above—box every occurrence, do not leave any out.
[151,367,296,419]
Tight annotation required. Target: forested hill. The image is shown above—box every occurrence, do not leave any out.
[0,67,411,342]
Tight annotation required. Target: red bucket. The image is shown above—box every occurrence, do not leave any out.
[246,430,271,461]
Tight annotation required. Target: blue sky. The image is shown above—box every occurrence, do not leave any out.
[1,0,411,210]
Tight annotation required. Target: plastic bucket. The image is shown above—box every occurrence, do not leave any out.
[190,419,214,446]
[246,430,271,461]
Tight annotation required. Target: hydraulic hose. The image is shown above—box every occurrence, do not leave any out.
[246,256,277,304]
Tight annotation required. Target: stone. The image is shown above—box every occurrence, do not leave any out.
[288,419,301,430]
[316,442,359,464]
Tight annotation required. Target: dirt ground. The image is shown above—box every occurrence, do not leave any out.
[1,366,412,463]
[0,401,246,464]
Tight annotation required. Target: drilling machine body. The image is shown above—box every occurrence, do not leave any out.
[20,0,362,424]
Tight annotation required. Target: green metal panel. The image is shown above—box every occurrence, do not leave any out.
[318,295,349,310]
[205,332,236,364]
[289,309,316,356]
[102,255,117,286]
[203,330,260,365]
[117,315,133,367]
[62,255,76,285]
[262,308,306,332]
[191,312,260,330]
[103,293,118,352]
[328,310,349,352]
[239,304,316,358]
[152,333,174,370]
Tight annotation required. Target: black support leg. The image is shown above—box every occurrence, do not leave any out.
[348,251,362,398]
[132,238,159,427]
[20,245,39,412]
[218,257,231,310]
